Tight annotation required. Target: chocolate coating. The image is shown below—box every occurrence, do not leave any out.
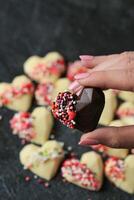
[75,88,105,132]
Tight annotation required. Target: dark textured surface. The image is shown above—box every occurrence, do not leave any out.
[0,0,134,200]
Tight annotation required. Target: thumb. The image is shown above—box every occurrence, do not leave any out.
[79,126,134,148]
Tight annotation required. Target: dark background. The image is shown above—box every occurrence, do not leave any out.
[0,0,134,200]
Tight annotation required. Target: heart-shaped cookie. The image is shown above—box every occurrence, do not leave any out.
[117,102,134,118]
[20,140,64,180]
[118,91,134,103]
[35,78,70,106]
[67,60,88,81]
[10,107,53,145]
[90,144,128,159]
[24,52,66,83]
[0,75,34,111]
[99,90,117,125]
[61,151,103,191]
[105,155,134,194]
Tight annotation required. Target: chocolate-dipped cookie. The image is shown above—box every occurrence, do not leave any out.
[51,88,105,132]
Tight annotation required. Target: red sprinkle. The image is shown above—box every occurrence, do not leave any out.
[61,158,100,190]
[0,82,34,106]
[105,157,125,180]
[35,82,54,106]
[32,59,65,78]
[10,112,36,141]
[67,61,88,81]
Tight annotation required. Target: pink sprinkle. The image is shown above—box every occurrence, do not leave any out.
[79,55,94,61]
[24,176,31,182]
[44,182,50,188]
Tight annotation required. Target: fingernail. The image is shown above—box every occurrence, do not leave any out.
[74,72,89,80]
[79,55,94,61]
[79,139,99,146]
[69,81,80,90]
[76,87,83,96]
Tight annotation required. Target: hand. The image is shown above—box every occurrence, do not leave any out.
[69,51,134,148]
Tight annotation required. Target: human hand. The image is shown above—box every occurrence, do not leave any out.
[69,52,134,148]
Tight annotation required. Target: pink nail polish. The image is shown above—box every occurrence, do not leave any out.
[74,72,89,80]
[76,87,83,96]
[69,81,80,90]
[79,139,99,146]
[79,55,94,61]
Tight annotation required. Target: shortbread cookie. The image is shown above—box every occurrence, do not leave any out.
[24,52,66,83]
[105,155,134,194]
[67,60,88,81]
[118,91,134,103]
[10,107,53,145]
[20,140,64,180]
[51,88,104,132]
[109,119,125,126]
[61,151,103,191]
[0,75,34,111]
[121,116,134,126]
[90,144,128,159]
[35,82,54,106]
[99,90,117,125]
[35,78,70,106]
[117,102,134,118]
[52,78,71,100]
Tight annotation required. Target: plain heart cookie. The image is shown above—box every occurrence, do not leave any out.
[61,151,103,191]
[105,155,134,194]
[0,75,34,111]
[20,140,64,180]
[35,78,70,106]
[24,52,66,83]
[10,107,53,145]
[99,89,117,125]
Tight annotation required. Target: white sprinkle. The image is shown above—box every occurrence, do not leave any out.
[50,134,55,139]
[67,146,72,151]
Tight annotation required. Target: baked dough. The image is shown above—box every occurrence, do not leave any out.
[35,78,70,106]
[10,107,53,145]
[105,155,134,194]
[35,82,54,106]
[24,52,65,83]
[118,91,134,103]
[61,151,103,191]
[20,140,64,180]
[67,60,88,81]
[52,78,71,100]
[0,75,34,111]
[109,119,125,126]
[99,90,117,125]
[117,101,134,118]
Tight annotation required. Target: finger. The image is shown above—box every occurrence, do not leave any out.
[93,51,134,71]
[76,69,134,91]
[131,149,134,154]
[79,126,134,148]
[80,54,119,68]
